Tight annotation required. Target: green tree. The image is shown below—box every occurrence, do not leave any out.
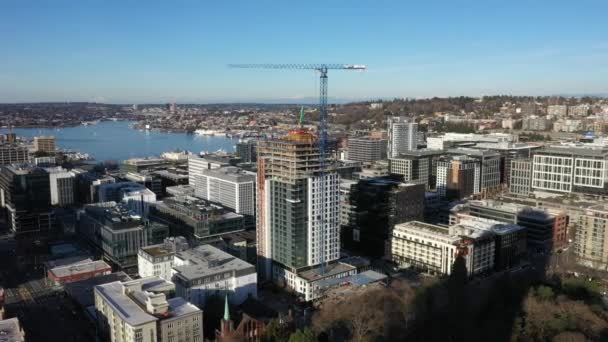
[262,319,290,342]
[536,285,554,301]
[288,328,316,342]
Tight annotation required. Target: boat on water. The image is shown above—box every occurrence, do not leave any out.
[82,120,100,126]
[194,129,221,136]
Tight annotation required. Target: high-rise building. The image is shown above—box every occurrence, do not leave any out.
[150,196,244,242]
[195,166,256,226]
[0,165,54,235]
[122,158,171,174]
[520,102,537,115]
[568,104,590,117]
[471,142,539,186]
[339,179,357,228]
[450,214,527,270]
[346,137,387,162]
[547,105,568,118]
[389,149,443,189]
[509,159,533,196]
[235,140,258,163]
[575,204,608,270]
[0,144,29,165]
[436,155,480,199]
[448,148,501,194]
[387,116,417,157]
[342,177,424,258]
[453,200,567,252]
[531,145,608,195]
[94,277,203,342]
[33,136,56,154]
[256,128,341,293]
[188,155,229,192]
[47,167,75,207]
[79,203,170,270]
[522,116,550,131]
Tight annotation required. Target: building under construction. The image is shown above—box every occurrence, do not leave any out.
[256,127,346,299]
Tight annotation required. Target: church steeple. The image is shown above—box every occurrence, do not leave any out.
[223,294,230,321]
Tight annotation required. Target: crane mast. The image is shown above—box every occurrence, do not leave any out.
[230,63,366,275]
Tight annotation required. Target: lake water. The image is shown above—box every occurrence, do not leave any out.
[0,121,236,162]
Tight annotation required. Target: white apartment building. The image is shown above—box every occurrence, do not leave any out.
[448,224,495,276]
[307,173,341,265]
[387,116,418,157]
[47,168,75,206]
[391,221,464,275]
[188,155,229,192]
[195,166,256,218]
[138,237,189,281]
[94,277,203,342]
[172,244,257,307]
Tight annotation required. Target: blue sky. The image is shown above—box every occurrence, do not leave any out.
[1,0,607,103]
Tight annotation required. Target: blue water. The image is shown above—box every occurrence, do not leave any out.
[0,121,236,162]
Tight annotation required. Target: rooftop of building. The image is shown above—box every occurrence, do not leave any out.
[218,230,256,244]
[123,157,169,165]
[84,202,155,230]
[173,244,255,281]
[348,136,387,142]
[473,142,540,150]
[395,221,451,235]
[50,260,111,278]
[316,270,387,290]
[297,261,357,282]
[95,281,159,326]
[0,318,24,341]
[456,215,525,235]
[166,297,201,318]
[165,185,195,197]
[539,144,608,157]
[447,147,501,158]
[44,255,93,270]
[65,272,132,308]
[201,166,256,183]
[3,164,47,175]
[157,196,243,222]
[134,276,176,293]
[390,148,445,158]
[140,245,175,258]
[189,153,236,165]
[436,154,477,162]
[153,169,189,181]
[466,199,555,219]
